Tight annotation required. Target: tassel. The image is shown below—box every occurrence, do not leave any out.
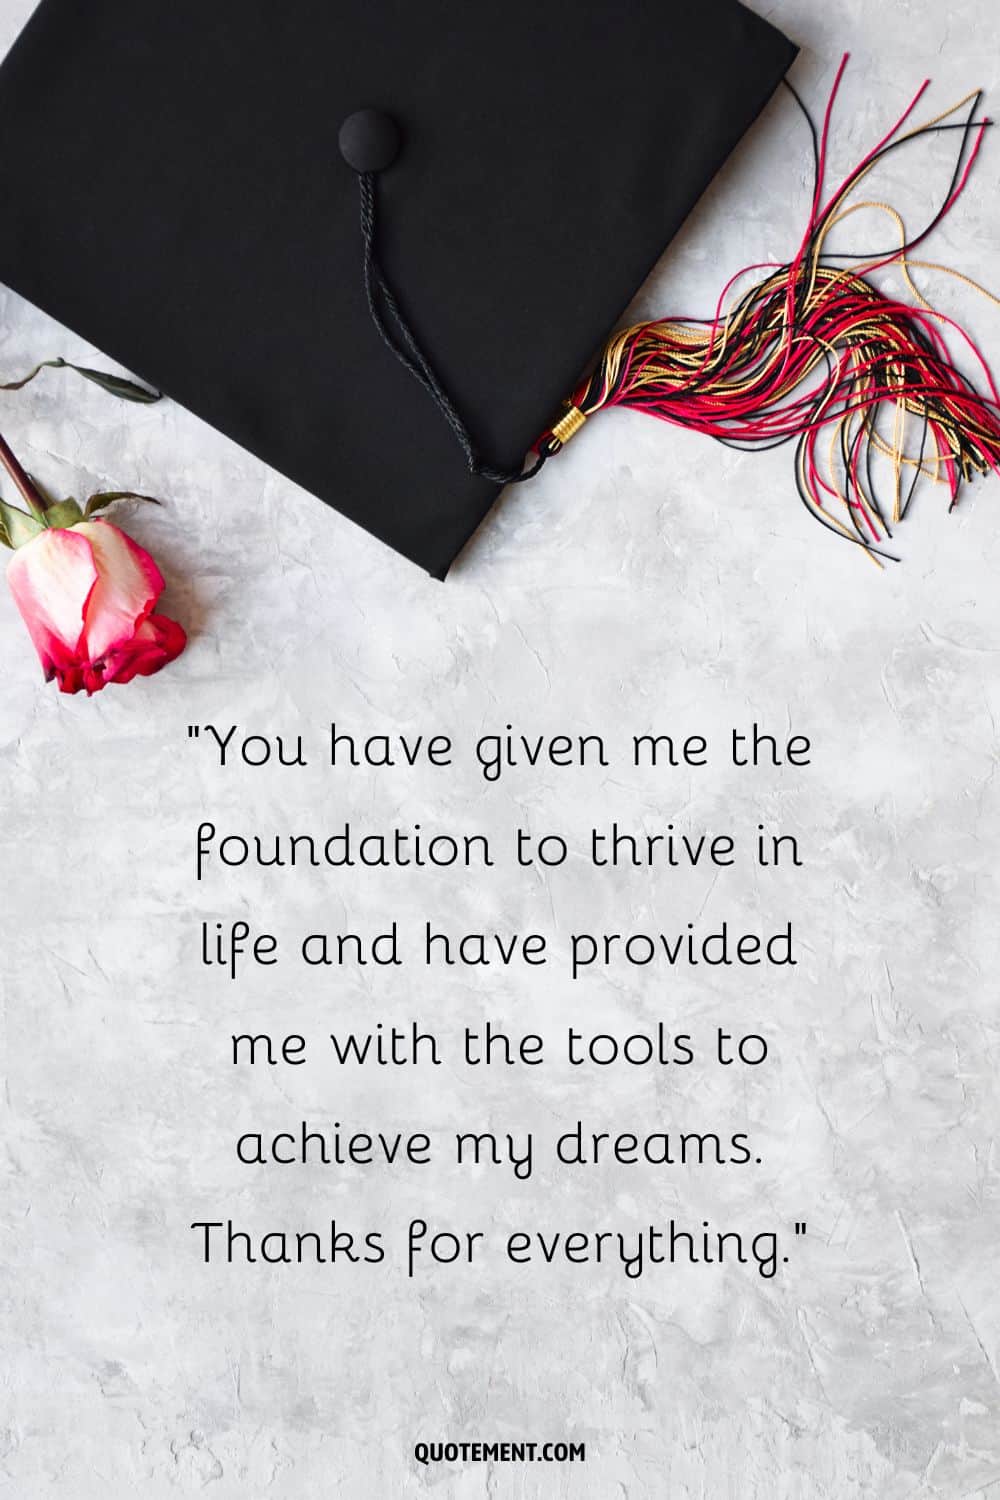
[541,58,1000,562]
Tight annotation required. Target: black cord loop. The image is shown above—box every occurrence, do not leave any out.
[357,171,548,486]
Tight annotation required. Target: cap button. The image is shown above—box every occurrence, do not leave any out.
[339,109,401,174]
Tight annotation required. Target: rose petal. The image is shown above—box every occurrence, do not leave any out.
[73,519,165,662]
[7,528,99,674]
[56,661,87,695]
[103,612,187,685]
[81,662,108,696]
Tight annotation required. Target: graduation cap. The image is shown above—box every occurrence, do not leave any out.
[0,3,996,578]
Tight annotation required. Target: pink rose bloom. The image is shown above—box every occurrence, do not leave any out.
[7,518,186,695]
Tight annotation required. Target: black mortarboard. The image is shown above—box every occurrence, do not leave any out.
[0,0,798,577]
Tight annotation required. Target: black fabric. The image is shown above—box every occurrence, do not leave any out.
[0,1,797,578]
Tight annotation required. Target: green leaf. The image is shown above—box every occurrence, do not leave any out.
[0,498,45,548]
[43,498,84,530]
[0,358,67,392]
[0,355,162,403]
[67,364,162,404]
[84,490,163,518]
[0,513,11,550]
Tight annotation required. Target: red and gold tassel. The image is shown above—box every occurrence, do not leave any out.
[539,58,1000,562]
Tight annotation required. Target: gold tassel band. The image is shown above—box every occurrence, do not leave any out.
[551,404,588,448]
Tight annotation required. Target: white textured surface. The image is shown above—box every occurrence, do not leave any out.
[2,3,1000,1496]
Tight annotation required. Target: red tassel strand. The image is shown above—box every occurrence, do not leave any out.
[542,58,1000,561]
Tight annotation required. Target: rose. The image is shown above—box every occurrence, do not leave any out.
[8,518,186,695]
[1,429,185,695]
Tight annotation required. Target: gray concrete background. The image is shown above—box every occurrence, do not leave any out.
[2,1,1000,1495]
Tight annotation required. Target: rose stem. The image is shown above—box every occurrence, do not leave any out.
[0,429,45,513]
